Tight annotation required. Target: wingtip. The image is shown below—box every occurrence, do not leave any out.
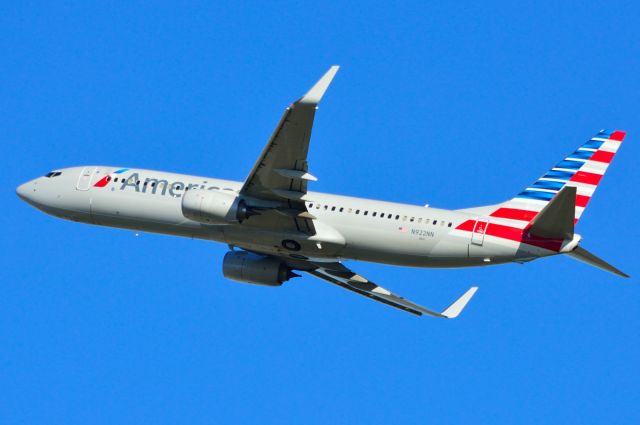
[441,286,479,319]
[299,66,340,104]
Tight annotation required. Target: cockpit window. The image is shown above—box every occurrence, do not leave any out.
[44,171,62,178]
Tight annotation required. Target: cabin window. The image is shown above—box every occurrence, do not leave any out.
[331,206,336,211]
[316,204,321,209]
[372,212,377,217]
[355,209,360,214]
[388,214,392,219]
[309,203,314,208]
[433,220,437,225]
[324,205,329,210]
[364,211,368,216]
[410,217,415,222]
[339,207,344,212]
[448,222,452,227]
[418,218,422,223]
[402,216,407,221]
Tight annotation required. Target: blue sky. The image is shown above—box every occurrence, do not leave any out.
[2,1,639,423]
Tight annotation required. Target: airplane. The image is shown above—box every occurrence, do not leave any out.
[16,66,629,318]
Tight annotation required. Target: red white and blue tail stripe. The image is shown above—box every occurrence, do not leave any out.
[491,129,625,225]
[455,129,626,253]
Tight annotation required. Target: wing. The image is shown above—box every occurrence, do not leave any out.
[301,261,478,318]
[239,66,339,234]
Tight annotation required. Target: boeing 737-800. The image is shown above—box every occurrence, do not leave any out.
[16,66,629,317]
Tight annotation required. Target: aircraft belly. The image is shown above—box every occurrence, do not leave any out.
[223,221,346,259]
[89,188,225,241]
[332,220,472,267]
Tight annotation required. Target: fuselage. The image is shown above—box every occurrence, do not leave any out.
[17,165,570,269]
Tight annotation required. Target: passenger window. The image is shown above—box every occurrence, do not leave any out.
[388,214,392,219]
[332,206,336,211]
[339,207,344,212]
[448,222,452,227]
[372,212,377,217]
[418,218,422,223]
[364,211,368,216]
[324,205,328,210]
[433,220,437,225]
[316,204,321,209]
[348,208,352,213]
[402,216,407,221]
[309,203,314,208]
[355,209,360,214]
[410,217,415,222]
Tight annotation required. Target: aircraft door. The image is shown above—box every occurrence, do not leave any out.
[471,219,489,246]
[76,167,96,191]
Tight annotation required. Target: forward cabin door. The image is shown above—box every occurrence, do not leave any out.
[76,167,96,191]
[471,219,489,246]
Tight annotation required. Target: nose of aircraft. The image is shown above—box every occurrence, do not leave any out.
[16,181,33,202]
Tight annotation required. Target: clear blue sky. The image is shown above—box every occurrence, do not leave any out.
[2,2,639,424]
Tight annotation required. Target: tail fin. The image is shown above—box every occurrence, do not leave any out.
[491,129,626,224]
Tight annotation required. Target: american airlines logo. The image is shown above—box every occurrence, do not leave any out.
[94,169,231,198]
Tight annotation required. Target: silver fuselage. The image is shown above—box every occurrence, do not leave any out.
[17,166,568,268]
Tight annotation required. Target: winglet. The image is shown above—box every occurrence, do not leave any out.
[441,287,479,318]
[299,65,340,104]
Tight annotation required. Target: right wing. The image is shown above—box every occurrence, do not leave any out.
[239,66,340,234]
[304,262,478,318]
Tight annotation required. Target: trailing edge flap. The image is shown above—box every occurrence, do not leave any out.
[568,246,629,278]
[527,186,576,239]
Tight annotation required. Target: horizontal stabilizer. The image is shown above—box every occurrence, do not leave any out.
[568,246,629,278]
[527,186,576,239]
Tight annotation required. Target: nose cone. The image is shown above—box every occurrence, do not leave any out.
[16,181,33,202]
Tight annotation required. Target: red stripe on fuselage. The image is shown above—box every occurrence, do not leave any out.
[456,219,563,252]
[490,208,538,221]
[94,176,109,187]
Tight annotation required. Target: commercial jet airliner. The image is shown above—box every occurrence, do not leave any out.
[16,66,629,317]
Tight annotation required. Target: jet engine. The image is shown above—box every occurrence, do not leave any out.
[181,189,255,224]
[222,251,299,286]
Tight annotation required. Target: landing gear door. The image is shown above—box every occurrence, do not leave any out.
[76,167,96,191]
[471,219,489,246]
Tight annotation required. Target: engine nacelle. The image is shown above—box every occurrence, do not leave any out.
[222,251,298,286]
[182,189,253,224]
